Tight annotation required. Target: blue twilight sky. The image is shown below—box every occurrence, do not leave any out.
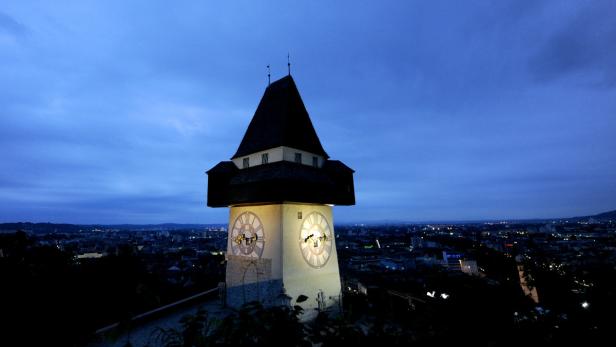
[1,1,615,224]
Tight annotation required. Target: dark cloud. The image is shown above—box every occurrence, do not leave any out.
[0,11,27,37]
[528,1,616,86]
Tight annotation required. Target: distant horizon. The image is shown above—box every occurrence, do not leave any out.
[1,207,613,227]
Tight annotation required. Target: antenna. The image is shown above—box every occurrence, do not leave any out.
[267,64,271,85]
[287,53,291,76]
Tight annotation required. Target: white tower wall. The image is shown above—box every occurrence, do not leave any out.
[225,203,342,313]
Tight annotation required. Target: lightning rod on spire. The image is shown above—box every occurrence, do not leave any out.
[287,53,291,76]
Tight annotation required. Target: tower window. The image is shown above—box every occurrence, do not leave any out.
[262,153,269,164]
[312,156,318,167]
[243,157,249,168]
[298,211,302,219]
[294,153,302,164]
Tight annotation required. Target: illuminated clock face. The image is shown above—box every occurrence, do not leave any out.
[299,212,333,268]
[230,212,265,258]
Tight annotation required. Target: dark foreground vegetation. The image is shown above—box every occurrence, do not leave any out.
[0,231,224,346]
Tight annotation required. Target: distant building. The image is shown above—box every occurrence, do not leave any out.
[515,255,539,304]
[379,259,404,271]
[411,236,423,249]
[459,259,479,276]
[76,252,104,259]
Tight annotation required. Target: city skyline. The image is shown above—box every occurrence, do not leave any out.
[1,1,615,224]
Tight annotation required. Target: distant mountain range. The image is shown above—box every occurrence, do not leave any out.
[493,209,616,224]
[568,209,616,222]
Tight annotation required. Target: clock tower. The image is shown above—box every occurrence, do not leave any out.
[206,75,355,314]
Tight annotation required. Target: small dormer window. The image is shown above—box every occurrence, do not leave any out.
[295,153,302,164]
[262,153,269,164]
[243,157,249,168]
[312,156,318,168]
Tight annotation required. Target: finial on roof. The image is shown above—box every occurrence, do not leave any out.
[267,64,271,85]
[287,53,291,76]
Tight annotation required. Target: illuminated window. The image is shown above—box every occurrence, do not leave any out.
[243,157,249,168]
[295,153,302,163]
[312,156,318,167]
[262,153,268,164]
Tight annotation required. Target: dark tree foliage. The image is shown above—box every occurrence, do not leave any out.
[151,302,309,347]
[521,255,616,345]
[210,302,308,346]
[0,232,220,346]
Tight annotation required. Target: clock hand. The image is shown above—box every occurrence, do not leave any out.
[304,234,314,243]
[234,234,245,245]
[246,233,256,245]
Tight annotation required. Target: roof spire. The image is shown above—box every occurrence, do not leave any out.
[267,64,271,85]
[232,74,328,159]
[287,53,291,76]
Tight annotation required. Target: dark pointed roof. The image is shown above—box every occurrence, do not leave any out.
[231,75,328,159]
